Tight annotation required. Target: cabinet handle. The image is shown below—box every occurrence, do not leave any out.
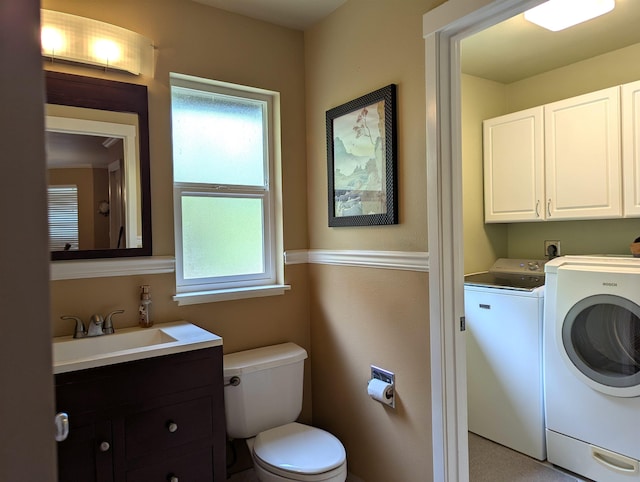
[99,441,110,452]
[547,198,552,217]
[535,200,540,217]
[167,421,178,433]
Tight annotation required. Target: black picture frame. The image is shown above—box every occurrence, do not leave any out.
[326,84,397,227]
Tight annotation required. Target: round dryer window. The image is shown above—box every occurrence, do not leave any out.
[562,294,640,395]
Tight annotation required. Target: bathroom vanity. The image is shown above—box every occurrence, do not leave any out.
[53,322,225,481]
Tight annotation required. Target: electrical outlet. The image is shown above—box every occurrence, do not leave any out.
[544,240,561,257]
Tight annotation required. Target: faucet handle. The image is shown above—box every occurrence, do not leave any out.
[103,310,124,334]
[61,316,86,338]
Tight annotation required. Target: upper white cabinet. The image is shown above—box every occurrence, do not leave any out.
[622,80,640,217]
[483,107,544,223]
[483,86,623,223]
[544,87,621,220]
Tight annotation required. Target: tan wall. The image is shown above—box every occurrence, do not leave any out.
[462,44,640,264]
[463,42,640,262]
[305,1,444,480]
[0,0,57,480]
[43,0,312,420]
[505,42,640,258]
[505,43,640,112]
[461,74,508,273]
[43,0,443,479]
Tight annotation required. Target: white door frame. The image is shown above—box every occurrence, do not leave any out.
[423,1,545,480]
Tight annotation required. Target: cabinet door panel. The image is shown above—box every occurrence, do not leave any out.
[57,420,113,482]
[622,80,640,217]
[483,106,544,223]
[545,87,621,220]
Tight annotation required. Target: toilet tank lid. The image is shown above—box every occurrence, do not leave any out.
[223,342,308,376]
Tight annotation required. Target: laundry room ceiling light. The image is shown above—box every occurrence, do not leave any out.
[524,0,615,32]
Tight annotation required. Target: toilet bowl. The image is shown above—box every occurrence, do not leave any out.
[223,343,347,482]
[248,423,347,482]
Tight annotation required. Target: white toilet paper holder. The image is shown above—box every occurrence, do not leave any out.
[370,365,395,408]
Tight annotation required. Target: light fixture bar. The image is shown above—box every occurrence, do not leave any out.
[524,0,615,32]
[41,9,154,76]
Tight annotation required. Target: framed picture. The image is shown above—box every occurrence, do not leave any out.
[326,84,397,227]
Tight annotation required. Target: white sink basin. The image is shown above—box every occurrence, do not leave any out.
[53,321,222,374]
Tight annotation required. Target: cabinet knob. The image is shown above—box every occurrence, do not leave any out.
[167,421,178,433]
[99,441,110,452]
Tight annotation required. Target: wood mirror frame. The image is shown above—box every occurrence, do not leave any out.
[45,70,152,261]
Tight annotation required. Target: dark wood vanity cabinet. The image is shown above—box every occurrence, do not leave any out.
[55,346,226,482]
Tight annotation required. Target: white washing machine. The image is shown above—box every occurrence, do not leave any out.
[465,258,547,460]
[545,255,640,481]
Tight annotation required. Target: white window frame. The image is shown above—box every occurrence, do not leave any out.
[170,73,289,305]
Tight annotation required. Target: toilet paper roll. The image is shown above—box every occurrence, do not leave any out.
[368,378,394,406]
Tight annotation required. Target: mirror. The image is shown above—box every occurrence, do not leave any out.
[45,70,152,260]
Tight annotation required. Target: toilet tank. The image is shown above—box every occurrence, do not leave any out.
[223,342,308,439]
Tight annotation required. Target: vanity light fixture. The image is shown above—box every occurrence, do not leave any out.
[41,10,154,76]
[524,0,615,32]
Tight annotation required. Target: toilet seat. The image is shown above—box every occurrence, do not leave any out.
[252,422,347,481]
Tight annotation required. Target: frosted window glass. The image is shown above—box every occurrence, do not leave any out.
[171,87,266,186]
[181,195,264,279]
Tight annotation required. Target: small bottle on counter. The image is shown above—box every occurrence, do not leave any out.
[138,285,153,328]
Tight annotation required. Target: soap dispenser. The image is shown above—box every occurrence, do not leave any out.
[138,285,153,328]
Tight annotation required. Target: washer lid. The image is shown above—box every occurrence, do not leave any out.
[253,422,346,474]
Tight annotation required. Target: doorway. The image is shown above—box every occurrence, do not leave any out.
[424,1,552,481]
[426,0,640,480]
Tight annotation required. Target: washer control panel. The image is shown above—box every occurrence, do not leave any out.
[489,258,547,275]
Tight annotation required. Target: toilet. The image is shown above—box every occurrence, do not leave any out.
[223,342,347,482]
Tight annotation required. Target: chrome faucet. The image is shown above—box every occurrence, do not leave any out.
[61,310,124,338]
[61,315,87,338]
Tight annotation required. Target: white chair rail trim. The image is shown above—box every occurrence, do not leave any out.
[51,256,175,280]
[285,249,429,272]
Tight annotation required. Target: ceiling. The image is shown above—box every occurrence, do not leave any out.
[46,131,119,168]
[188,1,640,82]
[462,0,640,84]
[191,0,347,30]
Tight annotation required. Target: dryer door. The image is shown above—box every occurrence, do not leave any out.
[562,294,640,397]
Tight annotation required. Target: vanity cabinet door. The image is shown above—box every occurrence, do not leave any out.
[55,346,226,482]
[57,419,113,482]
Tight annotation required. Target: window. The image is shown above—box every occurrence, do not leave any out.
[48,185,79,251]
[170,73,287,304]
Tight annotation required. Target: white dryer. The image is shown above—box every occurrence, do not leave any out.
[545,256,640,481]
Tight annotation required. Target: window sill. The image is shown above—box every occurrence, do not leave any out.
[172,284,291,306]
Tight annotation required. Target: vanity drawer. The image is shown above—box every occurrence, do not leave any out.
[124,396,213,460]
[125,446,213,482]
[56,348,220,413]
